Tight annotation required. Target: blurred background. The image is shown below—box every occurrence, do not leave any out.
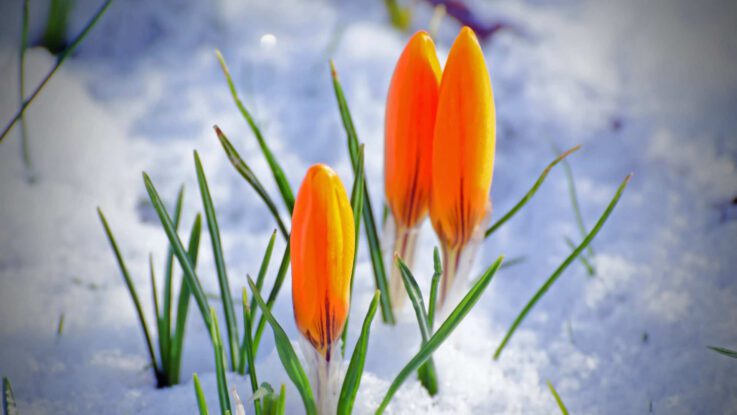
[0,0,736,413]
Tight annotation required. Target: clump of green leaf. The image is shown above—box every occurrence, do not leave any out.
[3,377,17,415]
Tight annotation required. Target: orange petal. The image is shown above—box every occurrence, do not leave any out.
[430,26,496,250]
[385,31,442,230]
[291,164,355,359]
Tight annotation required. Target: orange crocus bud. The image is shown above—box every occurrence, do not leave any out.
[430,26,496,307]
[291,164,355,360]
[384,31,441,311]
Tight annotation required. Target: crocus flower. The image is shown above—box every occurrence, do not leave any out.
[291,163,355,361]
[430,26,496,307]
[384,31,441,310]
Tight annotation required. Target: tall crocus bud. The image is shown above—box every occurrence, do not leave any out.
[430,26,496,308]
[384,31,441,311]
[291,163,354,414]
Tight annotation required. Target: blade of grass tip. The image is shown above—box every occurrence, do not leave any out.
[193,373,210,415]
[376,256,504,414]
[195,151,240,371]
[276,384,287,415]
[330,60,395,324]
[0,0,113,144]
[170,213,203,384]
[18,0,31,171]
[3,377,16,415]
[337,291,380,415]
[209,307,232,414]
[249,230,278,330]
[247,277,317,415]
[97,207,160,378]
[555,143,595,259]
[163,185,185,368]
[239,288,262,415]
[395,255,438,396]
[215,51,295,214]
[427,247,442,331]
[214,126,289,240]
[547,381,570,415]
[708,346,737,359]
[56,312,65,337]
[493,174,632,360]
[341,144,366,357]
[143,173,213,331]
[564,237,595,276]
[485,145,582,239]
[252,241,291,353]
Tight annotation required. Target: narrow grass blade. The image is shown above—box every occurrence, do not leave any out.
[215,51,295,213]
[56,312,65,337]
[557,145,595,260]
[547,381,570,415]
[195,151,239,371]
[253,242,291,352]
[341,144,366,357]
[0,0,113,143]
[97,208,160,377]
[150,253,168,380]
[214,126,289,240]
[163,185,185,367]
[276,384,286,415]
[209,307,232,414]
[239,288,261,414]
[493,174,632,360]
[170,214,203,384]
[708,346,737,359]
[143,173,212,330]
[376,257,504,414]
[395,256,438,396]
[564,237,595,276]
[330,60,395,324]
[485,145,581,239]
[427,247,442,331]
[249,230,278,329]
[248,277,317,415]
[337,291,380,415]
[193,373,210,415]
[41,0,73,54]
[19,0,31,171]
[3,377,17,415]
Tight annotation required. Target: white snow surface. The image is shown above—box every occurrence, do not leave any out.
[1,0,737,413]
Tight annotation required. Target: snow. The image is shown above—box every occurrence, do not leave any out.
[1,0,737,413]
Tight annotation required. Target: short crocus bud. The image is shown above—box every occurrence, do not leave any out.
[383,31,441,311]
[291,163,355,360]
[430,26,496,308]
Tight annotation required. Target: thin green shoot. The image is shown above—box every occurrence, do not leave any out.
[330,60,395,324]
[252,242,291,353]
[41,0,74,54]
[375,256,504,414]
[395,255,438,396]
[0,0,113,144]
[208,307,231,415]
[427,247,442,331]
[248,230,278,337]
[547,380,570,415]
[163,185,185,376]
[342,144,366,357]
[214,126,289,240]
[195,151,239,371]
[56,312,65,337]
[485,145,581,239]
[215,50,295,214]
[193,373,210,415]
[556,143,596,261]
[239,289,261,414]
[708,345,737,359]
[493,174,632,360]
[3,377,16,415]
